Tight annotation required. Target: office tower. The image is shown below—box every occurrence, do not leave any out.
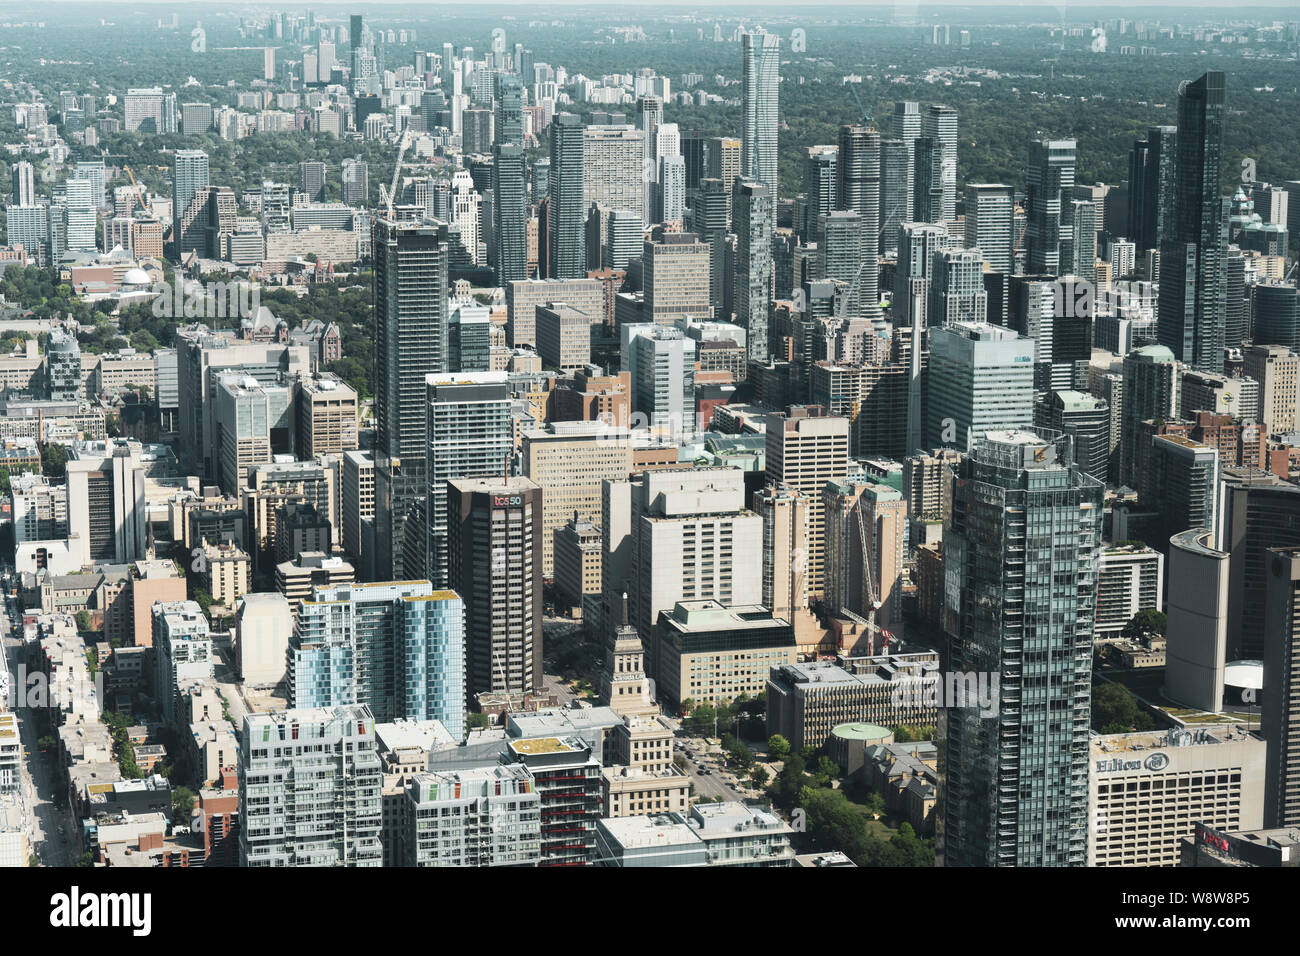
[492,143,528,284]
[694,178,730,313]
[636,96,663,222]
[298,160,327,203]
[644,232,712,325]
[922,105,958,221]
[582,125,646,227]
[1164,529,1231,713]
[291,582,465,736]
[239,705,383,867]
[65,440,148,567]
[1221,470,1300,660]
[755,484,810,626]
[964,184,1015,273]
[124,87,177,133]
[171,149,209,258]
[318,40,336,80]
[1128,125,1178,253]
[448,477,543,699]
[1095,543,1165,642]
[879,139,910,257]
[741,30,780,214]
[1025,138,1077,276]
[625,325,696,427]
[341,159,367,205]
[705,135,741,223]
[213,376,293,494]
[817,210,865,319]
[536,304,595,371]
[1119,344,1180,489]
[926,322,1035,449]
[733,179,774,361]
[765,408,850,598]
[894,221,948,326]
[1263,548,1300,827]
[1143,435,1220,545]
[402,766,541,866]
[1035,390,1110,482]
[930,248,989,326]
[10,160,34,206]
[1158,71,1228,373]
[1252,282,1300,353]
[657,155,686,226]
[605,468,763,677]
[44,329,81,402]
[548,113,586,279]
[602,209,642,271]
[944,429,1103,867]
[506,278,603,349]
[1244,344,1300,435]
[836,125,881,320]
[448,302,491,373]
[462,109,493,154]
[373,219,451,581]
[1007,275,1091,391]
[295,375,359,459]
[522,422,633,579]
[425,372,513,588]
[341,449,375,570]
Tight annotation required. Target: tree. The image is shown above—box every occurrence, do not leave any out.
[41,443,68,479]
[767,734,791,760]
[466,713,491,730]
[172,786,196,824]
[1121,609,1167,643]
[74,610,93,634]
[749,764,770,789]
[1092,681,1155,733]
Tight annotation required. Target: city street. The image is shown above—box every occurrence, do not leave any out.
[2,589,75,866]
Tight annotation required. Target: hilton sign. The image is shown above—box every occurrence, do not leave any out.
[1095,752,1171,773]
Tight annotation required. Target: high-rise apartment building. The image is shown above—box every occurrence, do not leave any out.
[171,149,209,258]
[492,143,528,284]
[944,429,1103,867]
[964,184,1015,273]
[1263,548,1300,828]
[922,105,958,221]
[239,705,383,867]
[1128,125,1177,253]
[291,581,466,737]
[1025,138,1077,276]
[549,113,586,279]
[733,179,773,361]
[741,31,780,214]
[643,232,712,325]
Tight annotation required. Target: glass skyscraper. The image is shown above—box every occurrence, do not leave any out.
[548,113,586,279]
[1157,71,1228,373]
[741,30,780,216]
[943,428,1103,867]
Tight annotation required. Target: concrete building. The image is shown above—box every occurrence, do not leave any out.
[765,407,850,598]
[235,592,291,689]
[601,715,691,818]
[766,655,942,752]
[535,302,595,372]
[152,601,214,729]
[1263,547,1300,828]
[822,478,907,636]
[656,601,796,708]
[1089,728,1266,867]
[239,705,383,867]
[1163,528,1230,714]
[1244,344,1300,436]
[65,440,149,568]
[504,736,602,866]
[295,374,358,459]
[522,421,633,578]
[553,516,602,617]
[275,552,356,619]
[1095,543,1165,643]
[448,477,543,699]
[926,321,1035,451]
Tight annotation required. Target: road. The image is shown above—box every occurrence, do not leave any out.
[677,739,757,802]
[2,587,76,866]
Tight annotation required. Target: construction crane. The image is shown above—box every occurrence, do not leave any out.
[854,501,885,651]
[123,165,152,216]
[846,81,873,127]
[378,130,413,218]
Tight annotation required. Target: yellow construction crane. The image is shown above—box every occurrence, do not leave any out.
[123,165,152,217]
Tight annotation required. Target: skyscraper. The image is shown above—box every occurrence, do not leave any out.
[1127,126,1177,253]
[299,160,327,203]
[425,372,513,589]
[836,125,882,320]
[890,102,922,220]
[804,145,838,241]
[733,179,774,361]
[1263,548,1300,828]
[943,428,1103,867]
[926,321,1035,449]
[1158,71,1228,373]
[964,184,1015,273]
[448,476,543,699]
[492,143,528,284]
[922,105,958,221]
[171,149,209,258]
[1025,138,1077,276]
[879,139,911,257]
[11,161,35,206]
[549,113,586,279]
[694,178,731,315]
[373,219,451,581]
[741,30,780,217]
